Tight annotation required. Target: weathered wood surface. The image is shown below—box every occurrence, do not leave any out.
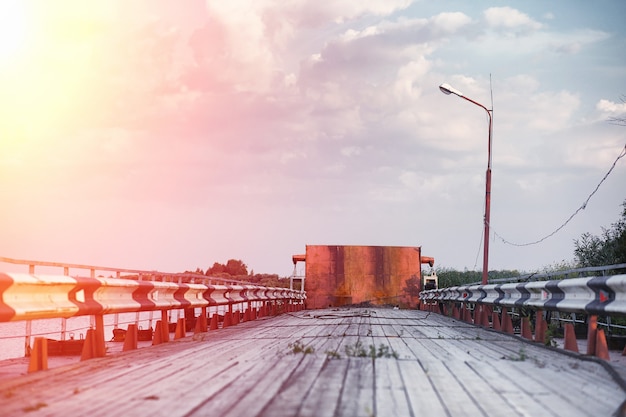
[0,308,625,417]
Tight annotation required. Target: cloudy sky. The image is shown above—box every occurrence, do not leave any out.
[0,0,624,278]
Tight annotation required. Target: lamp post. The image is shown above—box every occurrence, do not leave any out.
[439,83,492,285]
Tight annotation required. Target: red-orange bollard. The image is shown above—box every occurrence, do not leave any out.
[452,305,460,320]
[81,329,97,361]
[534,313,546,344]
[223,311,232,328]
[28,337,48,373]
[251,307,257,320]
[587,315,598,355]
[194,315,205,334]
[123,324,138,351]
[595,329,610,360]
[492,310,501,331]
[174,318,186,339]
[480,306,490,327]
[194,307,209,333]
[501,308,513,335]
[153,321,164,345]
[465,306,473,324]
[209,314,219,330]
[563,323,579,353]
[243,308,251,322]
[521,317,533,340]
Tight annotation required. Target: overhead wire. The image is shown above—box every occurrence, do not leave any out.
[491,143,626,247]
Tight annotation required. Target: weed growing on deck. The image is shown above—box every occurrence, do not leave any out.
[342,341,399,359]
[508,347,527,362]
[325,349,341,359]
[288,340,314,355]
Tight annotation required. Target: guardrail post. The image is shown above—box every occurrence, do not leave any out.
[596,329,610,360]
[95,314,106,357]
[161,310,170,342]
[153,321,164,345]
[521,317,533,340]
[492,309,501,330]
[587,315,598,355]
[534,311,547,344]
[501,308,513,334]
[28,337,48,372]
[123,324,138,351]
[563,323,579,352]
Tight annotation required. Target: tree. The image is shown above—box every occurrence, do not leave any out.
[574,199,626,267]
[206,262,226,275]
[225,259,248,276]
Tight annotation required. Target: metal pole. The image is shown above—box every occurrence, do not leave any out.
[458,95,492,285]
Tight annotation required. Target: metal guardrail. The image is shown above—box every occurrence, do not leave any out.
[470,263,626,285]
[420,275,626,316]
[0,272,305,322]
[0,256,264,286]
[419,274,626,316]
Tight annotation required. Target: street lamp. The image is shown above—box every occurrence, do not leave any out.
[439,83,493,285]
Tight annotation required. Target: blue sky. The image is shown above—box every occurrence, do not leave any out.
[0,0,624,277]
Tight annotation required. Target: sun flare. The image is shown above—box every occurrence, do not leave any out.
[0,0,28,63]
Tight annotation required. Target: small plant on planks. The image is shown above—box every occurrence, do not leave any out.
[325,341,399,360]
[288,340,315,355]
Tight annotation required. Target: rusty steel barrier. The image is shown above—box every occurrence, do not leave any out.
[0,271,306,371]
[419,273,626,361]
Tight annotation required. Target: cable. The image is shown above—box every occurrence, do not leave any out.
[492,143,626,247]
[473,227,483,270]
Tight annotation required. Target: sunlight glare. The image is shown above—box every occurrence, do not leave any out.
[0,0,28,64]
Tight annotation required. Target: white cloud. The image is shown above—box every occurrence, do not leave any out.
[596,98,626,115]
[483,6,543,32]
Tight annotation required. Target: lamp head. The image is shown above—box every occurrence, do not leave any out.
[439,83,464,97]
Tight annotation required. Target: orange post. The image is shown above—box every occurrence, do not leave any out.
[28,337,48,373]
[81,329,97,361]
[595,329,610,360]
[521,317,533,340]
[174,318,186,339]
[534,312,546,344]
[123,324,138,351]
[563,323,579,353]
[153,321,164,345]
[501,308,513,335]
[587,315,598,355]
[492,310,501,331]
[161,311,170,343]
[223,311,232,328]
[209,313,219,330]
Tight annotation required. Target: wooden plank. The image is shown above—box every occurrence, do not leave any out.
[293,356,349,417]
[375,358,413,417]
[335,358,375,417]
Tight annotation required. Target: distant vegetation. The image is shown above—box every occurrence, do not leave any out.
[574,199,626,267]
[185,258,289,288]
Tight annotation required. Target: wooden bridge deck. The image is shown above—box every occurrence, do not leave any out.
[0,308,625,417]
